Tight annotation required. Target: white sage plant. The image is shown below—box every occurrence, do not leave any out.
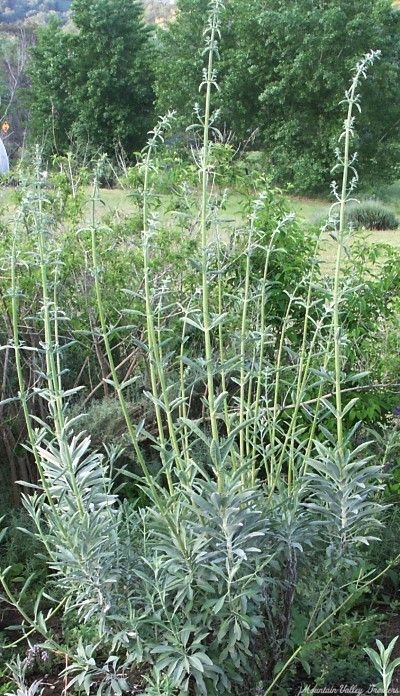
[0,9,391,696]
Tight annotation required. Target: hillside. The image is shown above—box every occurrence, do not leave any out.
[0,0,70,23]
[0,0,175,25]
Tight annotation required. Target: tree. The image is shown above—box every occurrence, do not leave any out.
[28,16,76,154]
[155,0,400,193]
[228,0,400,192]
[70,0,155,156]
[27,0,155,159]
[154,0,212,126]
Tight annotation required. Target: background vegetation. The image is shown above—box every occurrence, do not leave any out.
[1,0,400,194]
[155,0,400,192]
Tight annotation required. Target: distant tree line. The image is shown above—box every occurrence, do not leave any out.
[0,0,175,25]
[0,0,71,24]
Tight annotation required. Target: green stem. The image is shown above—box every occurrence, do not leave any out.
[238,224,253,467]
[141,146,181,493]
[200,5,221,468]
[333,51,379,452]
[88,179,155,491]
[34,159,85,520]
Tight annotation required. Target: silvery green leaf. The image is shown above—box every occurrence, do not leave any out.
[188,655,205,673]
[181,315,204,331]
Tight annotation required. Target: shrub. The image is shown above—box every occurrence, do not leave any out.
[346,200,399,230]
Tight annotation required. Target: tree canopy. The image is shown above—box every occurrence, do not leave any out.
[28,0,155,158]
[155,0,400,192]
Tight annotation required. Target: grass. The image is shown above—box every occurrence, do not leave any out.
[0,185,14,208]
[290,194,331,225]
[288,192,400,269]
[1,176,399,262]
[100,186,400,244]
[87,186,137,217]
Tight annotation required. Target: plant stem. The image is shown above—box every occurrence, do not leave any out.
[88,178,155,491]
[199,3,221,468]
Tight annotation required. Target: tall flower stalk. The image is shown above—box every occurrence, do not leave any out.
[331,49,381,452]
[198,0,225,488]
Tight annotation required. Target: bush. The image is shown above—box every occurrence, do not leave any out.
[346,200,399,230]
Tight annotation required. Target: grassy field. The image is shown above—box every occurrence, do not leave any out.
[97,186,400,248]
[289,192,400,269]
[290,195,331,225]
[1,181,399,258]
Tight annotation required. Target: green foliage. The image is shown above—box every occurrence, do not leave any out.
[154,0,212,128]
[142,672,177,696]
[27,0,155,158]
[137,469,271,694]
[365,636,400,696]
[0,510,48,619]
[296,614,380,691]
[0,184,388,695]
[208,142,255,190]
[0,665,15,696]
[155,0,400,193]
[362,423,400,501]
[0,511,46,580]
[346,199,399,230]
[233,0,400,192]
[306,438,384,555]
[338,240,400,422]
[367,505,400,605]
[1,428,385,695]
[27,17,77,155]
[70,0,155,155]
[244,186,319,324]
